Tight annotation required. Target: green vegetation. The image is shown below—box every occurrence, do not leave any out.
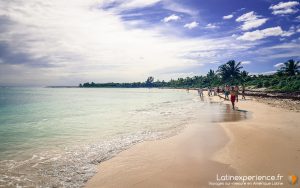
[80,59,300,92]
[278,59,299,76]
[217,60,243,85]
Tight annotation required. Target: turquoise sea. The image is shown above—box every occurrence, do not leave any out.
[0,87,246,187]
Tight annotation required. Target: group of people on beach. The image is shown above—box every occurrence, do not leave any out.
[196,85,246,110]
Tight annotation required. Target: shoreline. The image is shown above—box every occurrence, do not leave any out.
[85,92,300,188]
[85,117,236,188]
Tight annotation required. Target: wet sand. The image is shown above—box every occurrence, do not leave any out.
[85,93,300,188]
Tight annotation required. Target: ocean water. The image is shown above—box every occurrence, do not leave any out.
[0,87,246,187]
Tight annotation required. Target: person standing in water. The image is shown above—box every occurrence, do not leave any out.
[230,86,237,109]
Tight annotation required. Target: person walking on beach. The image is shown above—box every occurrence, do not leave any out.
[214,87,217,96]
[224,85,230,100]
[230,86,238,109]
[198,88,203,97]
[234,85,239,102]
[242,85,246,100]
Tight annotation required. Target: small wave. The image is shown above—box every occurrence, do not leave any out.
[0,125,185,188]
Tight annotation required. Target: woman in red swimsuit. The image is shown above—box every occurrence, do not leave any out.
[230,86,237,109]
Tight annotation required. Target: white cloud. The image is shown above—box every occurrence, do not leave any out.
[267,43,300,50]
[162,0,198,16]
[237,26,297,41]
[245,40,300,62]
[262,71,277,75]
[236,11,258,22]
[272,8,298,15]
[223,14,233,20]
[249,71,277,75]
[237,26,284,41]
[184,21,199,29]
[241,61,251,65]
[274,63,284,68]
[205,23,218,29]
[269,1,299,15]
[236,11,268,31]
[162,14,180,23]
[242,18,268,31]
[279,26,299,37]
[270,1,299,10]
[121,0,161,8]
[105,0,161,11]
[281,31,294,37]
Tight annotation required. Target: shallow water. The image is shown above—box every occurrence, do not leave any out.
[0,88,247,187]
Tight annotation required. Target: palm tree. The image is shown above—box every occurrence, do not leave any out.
[145,76,154,87]
[207,69,216,78]
[206,69,216,87]
[217,60,243,85]
[279,59,299,76]
[240,70,249,86]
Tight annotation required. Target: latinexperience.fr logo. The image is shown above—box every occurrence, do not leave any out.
[208,174,300,186]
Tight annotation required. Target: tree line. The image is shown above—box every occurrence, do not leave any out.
[79,59,300,92]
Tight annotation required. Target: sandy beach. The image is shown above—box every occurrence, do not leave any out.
[85,93,300,188]
[2,0,300,186]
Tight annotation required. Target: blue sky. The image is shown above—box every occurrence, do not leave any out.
[0,0,299,86]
